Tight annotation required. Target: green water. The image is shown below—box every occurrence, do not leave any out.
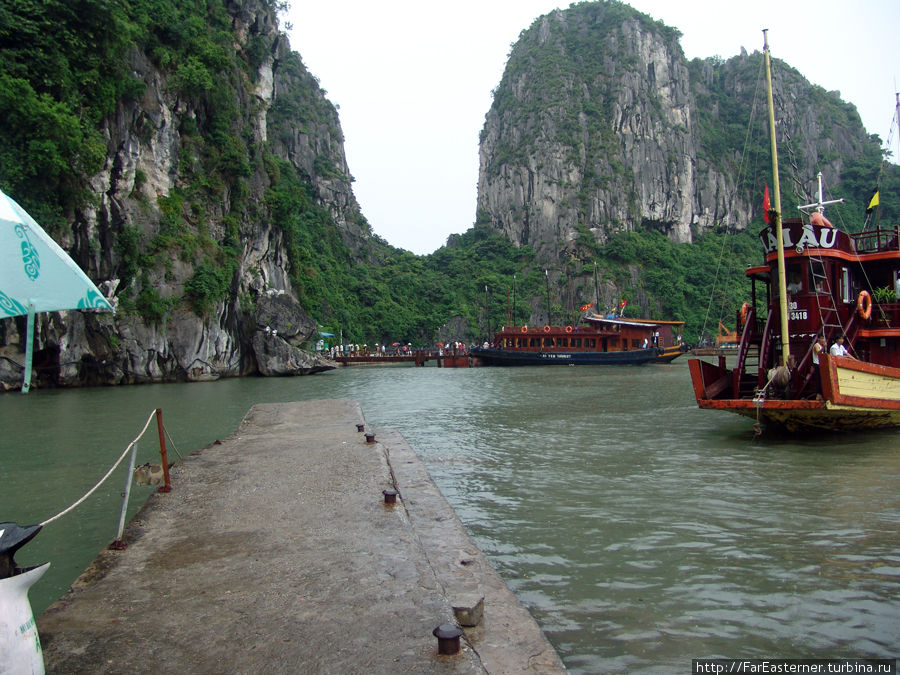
[2,361,898,672]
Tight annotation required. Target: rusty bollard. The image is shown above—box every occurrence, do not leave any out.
[382,489,398,505]
[365,432,375,444]
[433,623,463,655]
[356,423,365,432]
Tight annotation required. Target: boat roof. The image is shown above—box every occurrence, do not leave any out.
[584,314,666,328]
[620,317,685,327]
[745,265,770,281]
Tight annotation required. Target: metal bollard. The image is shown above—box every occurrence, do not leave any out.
[365,432,375,444]
[356,423,365,432]
[432,623,463,655]
[382,489,398,504]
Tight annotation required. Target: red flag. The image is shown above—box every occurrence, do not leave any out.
[618,300,627,308]
[579,301,594,312]
[763,184,771,223]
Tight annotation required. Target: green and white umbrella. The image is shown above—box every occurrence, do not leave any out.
[0,188,113,393]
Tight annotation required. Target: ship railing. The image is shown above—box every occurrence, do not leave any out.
[851,226,900,253]
[755,310,775,390]
[732,305,759,396]
[871,301,900,327]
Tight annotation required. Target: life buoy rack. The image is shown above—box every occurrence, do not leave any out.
[565,325,573,333]
[740,302,750,324]
[521,325,528,333]
[857,290,872,320]
[543,325,551,333]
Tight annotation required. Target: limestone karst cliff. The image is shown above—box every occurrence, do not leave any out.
[476,1,876,268]
[1,0,378,390]
[1,0,891,388]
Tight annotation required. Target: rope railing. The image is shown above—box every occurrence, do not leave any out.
[39,409,174,549]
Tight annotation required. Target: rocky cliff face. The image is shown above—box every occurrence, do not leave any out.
[1,0,368,390]
[476,2,872,267]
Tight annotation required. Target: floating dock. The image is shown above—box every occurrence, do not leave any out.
[334,350,470,367]
[37,399,563,673]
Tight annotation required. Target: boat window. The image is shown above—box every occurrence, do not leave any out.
[559,337,568,347]
[842,267,851,303]
[632,339,642,348]
[809,266,827,293]
[572,338,582,348]
[585,338,595,348]
[787,268,803,295]
[543,337,554,347]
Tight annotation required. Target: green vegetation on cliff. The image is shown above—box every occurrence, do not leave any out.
[2,0,898,357]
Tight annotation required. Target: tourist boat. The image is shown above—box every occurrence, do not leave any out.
[687,35,900,432]
[470,314,685,366]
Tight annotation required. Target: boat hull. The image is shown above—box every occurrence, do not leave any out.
[654,345,688,363]
[471,347,659,366]
[689,355,900,432]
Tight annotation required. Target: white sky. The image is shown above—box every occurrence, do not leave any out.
[286,1,900,255]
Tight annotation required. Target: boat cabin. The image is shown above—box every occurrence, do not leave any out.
[744,218,900,371]
[492,317,675,354]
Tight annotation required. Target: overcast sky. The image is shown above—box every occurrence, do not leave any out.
[286,1,900,255]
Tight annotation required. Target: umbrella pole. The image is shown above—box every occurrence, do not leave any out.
[22,304,34,394]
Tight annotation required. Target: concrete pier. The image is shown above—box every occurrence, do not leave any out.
[37,399,565,673]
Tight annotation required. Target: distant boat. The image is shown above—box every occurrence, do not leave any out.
[690,319,742,355]
[688,35,900,432]
[470,315,686,366]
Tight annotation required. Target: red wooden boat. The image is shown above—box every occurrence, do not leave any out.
[470,315,686,366]
[688,37,900,432]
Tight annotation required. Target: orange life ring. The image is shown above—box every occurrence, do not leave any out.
[740,302,750,324]
[857,290,872,320]
[543,325,551,333]
[565,325,573,333]
[521,325,528,333]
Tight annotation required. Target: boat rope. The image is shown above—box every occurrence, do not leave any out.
[751,364,790,437]
[862,100,897,231]
[753,407,763,438]
[701,62,766,343]
[699,236,730,340]
[777,112,811,207]
[40,410,159,527]
[753,364,788,404]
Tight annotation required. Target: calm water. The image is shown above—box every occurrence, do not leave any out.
[2,361,898,672]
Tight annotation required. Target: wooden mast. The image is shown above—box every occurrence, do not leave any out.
[763,30,791,365]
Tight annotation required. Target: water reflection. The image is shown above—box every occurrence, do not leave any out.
[2,361,898,672]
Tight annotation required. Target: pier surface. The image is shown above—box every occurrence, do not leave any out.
[37,399,564,673]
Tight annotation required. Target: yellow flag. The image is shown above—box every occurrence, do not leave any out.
[866,189,880,213]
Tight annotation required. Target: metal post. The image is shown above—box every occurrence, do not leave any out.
[156,408,171,492]
[21,304,34,394]
[513,274,517,326]
[111,441,138,550]
[544,270,552,325]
